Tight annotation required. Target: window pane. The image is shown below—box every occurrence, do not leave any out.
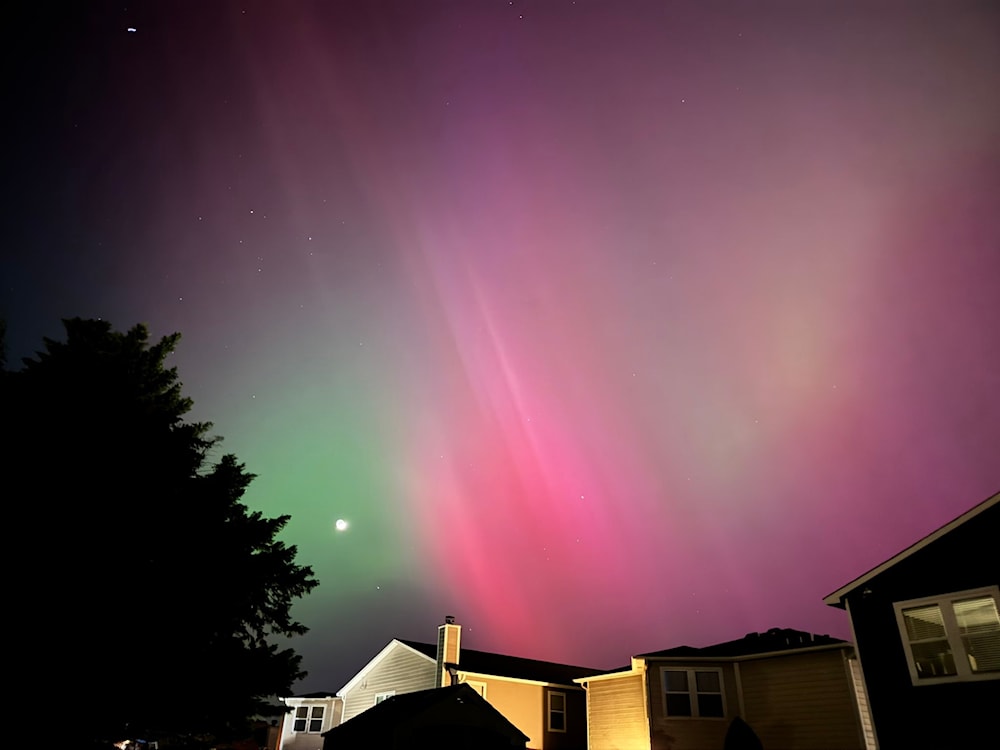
[664,670,688,692]
[666,693,692,716]
[550,693,565,710]
[295,707,308,718]
[953,596,1000,674]
[903,604,946,641]
[310,706,324,718]
[698,693,725,717]
[953,596,1000,632]
[293,720,306,732]
[695,671,720,693]
[549,711,565,731]
[308,720,322,732]
[910,639,957,678]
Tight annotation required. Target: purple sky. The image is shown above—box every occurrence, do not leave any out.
[4,0,999,692]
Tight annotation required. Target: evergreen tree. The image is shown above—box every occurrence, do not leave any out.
[5,318,317,745]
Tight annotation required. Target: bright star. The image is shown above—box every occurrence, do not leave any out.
[335,519,349,531]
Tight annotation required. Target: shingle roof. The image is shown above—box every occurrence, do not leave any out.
[398,639,605,684]
[638,628,847,659]
[321,683,528,747]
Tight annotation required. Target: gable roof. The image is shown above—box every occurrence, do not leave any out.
[637,628,847,659]
[398,639,603,685]
[321,683,528,748]
[823,490,999,608]
[338,639,435,696]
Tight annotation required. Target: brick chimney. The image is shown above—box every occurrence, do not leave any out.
[435,615,461,688]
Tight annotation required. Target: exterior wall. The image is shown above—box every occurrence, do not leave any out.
[278,698,341,750]
[587,673,651,750]
[739,649,864,750]
[646,661,736,750]
[340,644,436,722]
[843,501,1000,749]
[460,675,587,750]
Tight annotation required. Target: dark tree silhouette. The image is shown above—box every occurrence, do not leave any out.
[724,716,764,750]
[4,318,318,745]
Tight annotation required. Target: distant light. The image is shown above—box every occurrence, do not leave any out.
[335,519,349,532]
[127,27,137,33]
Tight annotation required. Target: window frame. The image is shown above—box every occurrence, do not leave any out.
[547,690,567,733]
[660,667,727,720]
[373,690,395,706]
[291,704,325,733]
[893,585,1000,686]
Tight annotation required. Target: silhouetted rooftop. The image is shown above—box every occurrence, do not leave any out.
[399,639,606,684]
[638,628,847,659]
[321,683,527,747]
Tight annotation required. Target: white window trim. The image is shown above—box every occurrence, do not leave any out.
[547,690,567,733]
[893,585,1000,686]
[660,667,727,720]
[373,690,395,705]
[291,704,326,733]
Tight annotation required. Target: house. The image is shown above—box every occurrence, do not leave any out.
[280,616,597,750]
[575,628,873,750]
[320,682,529,749]
[276,692,342,750]
[824,490,999,749]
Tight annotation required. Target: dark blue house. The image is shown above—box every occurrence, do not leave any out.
[824,491,999,749]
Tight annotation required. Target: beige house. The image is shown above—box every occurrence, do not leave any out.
[575,628,874,750]
[277,692,342,750]
[280,617,598,750]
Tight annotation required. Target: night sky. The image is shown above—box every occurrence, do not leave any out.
[4,1,999,692]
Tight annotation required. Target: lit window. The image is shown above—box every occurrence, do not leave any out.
[894,586,1000,685]
[662,668,725,718]
[374,691,395,705]
[292,705,325,733]
[547,691,566,732]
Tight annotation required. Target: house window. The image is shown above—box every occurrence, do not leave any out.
[547,691,566,732]
[894,586,1000,685]
[292,705,324,733]
[374,690,395,705]
[662,668,725,718]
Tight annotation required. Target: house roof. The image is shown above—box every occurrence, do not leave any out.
[321,683,528,747]
[338,639,436,696]
[823,490,999,608]
[637,628,848,659]
[288,692,338,699]
[398,639,604,685]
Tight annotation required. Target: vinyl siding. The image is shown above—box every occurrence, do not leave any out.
[457,676,587,750]
[739,649,864,750]
[646,662,735,750]
[587,674,650,750]
[340,644,436,722]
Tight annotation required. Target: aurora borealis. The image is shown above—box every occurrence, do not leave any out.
[4,1,999,691]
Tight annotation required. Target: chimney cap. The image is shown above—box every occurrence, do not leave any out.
[445,615,456,625]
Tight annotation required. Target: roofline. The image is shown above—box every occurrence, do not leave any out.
[640,642,853,662]
[574,667,642,685]
[281,695,341,704]
[336,639,435,696]
[457,669,585,690]
[823,490,999,607]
